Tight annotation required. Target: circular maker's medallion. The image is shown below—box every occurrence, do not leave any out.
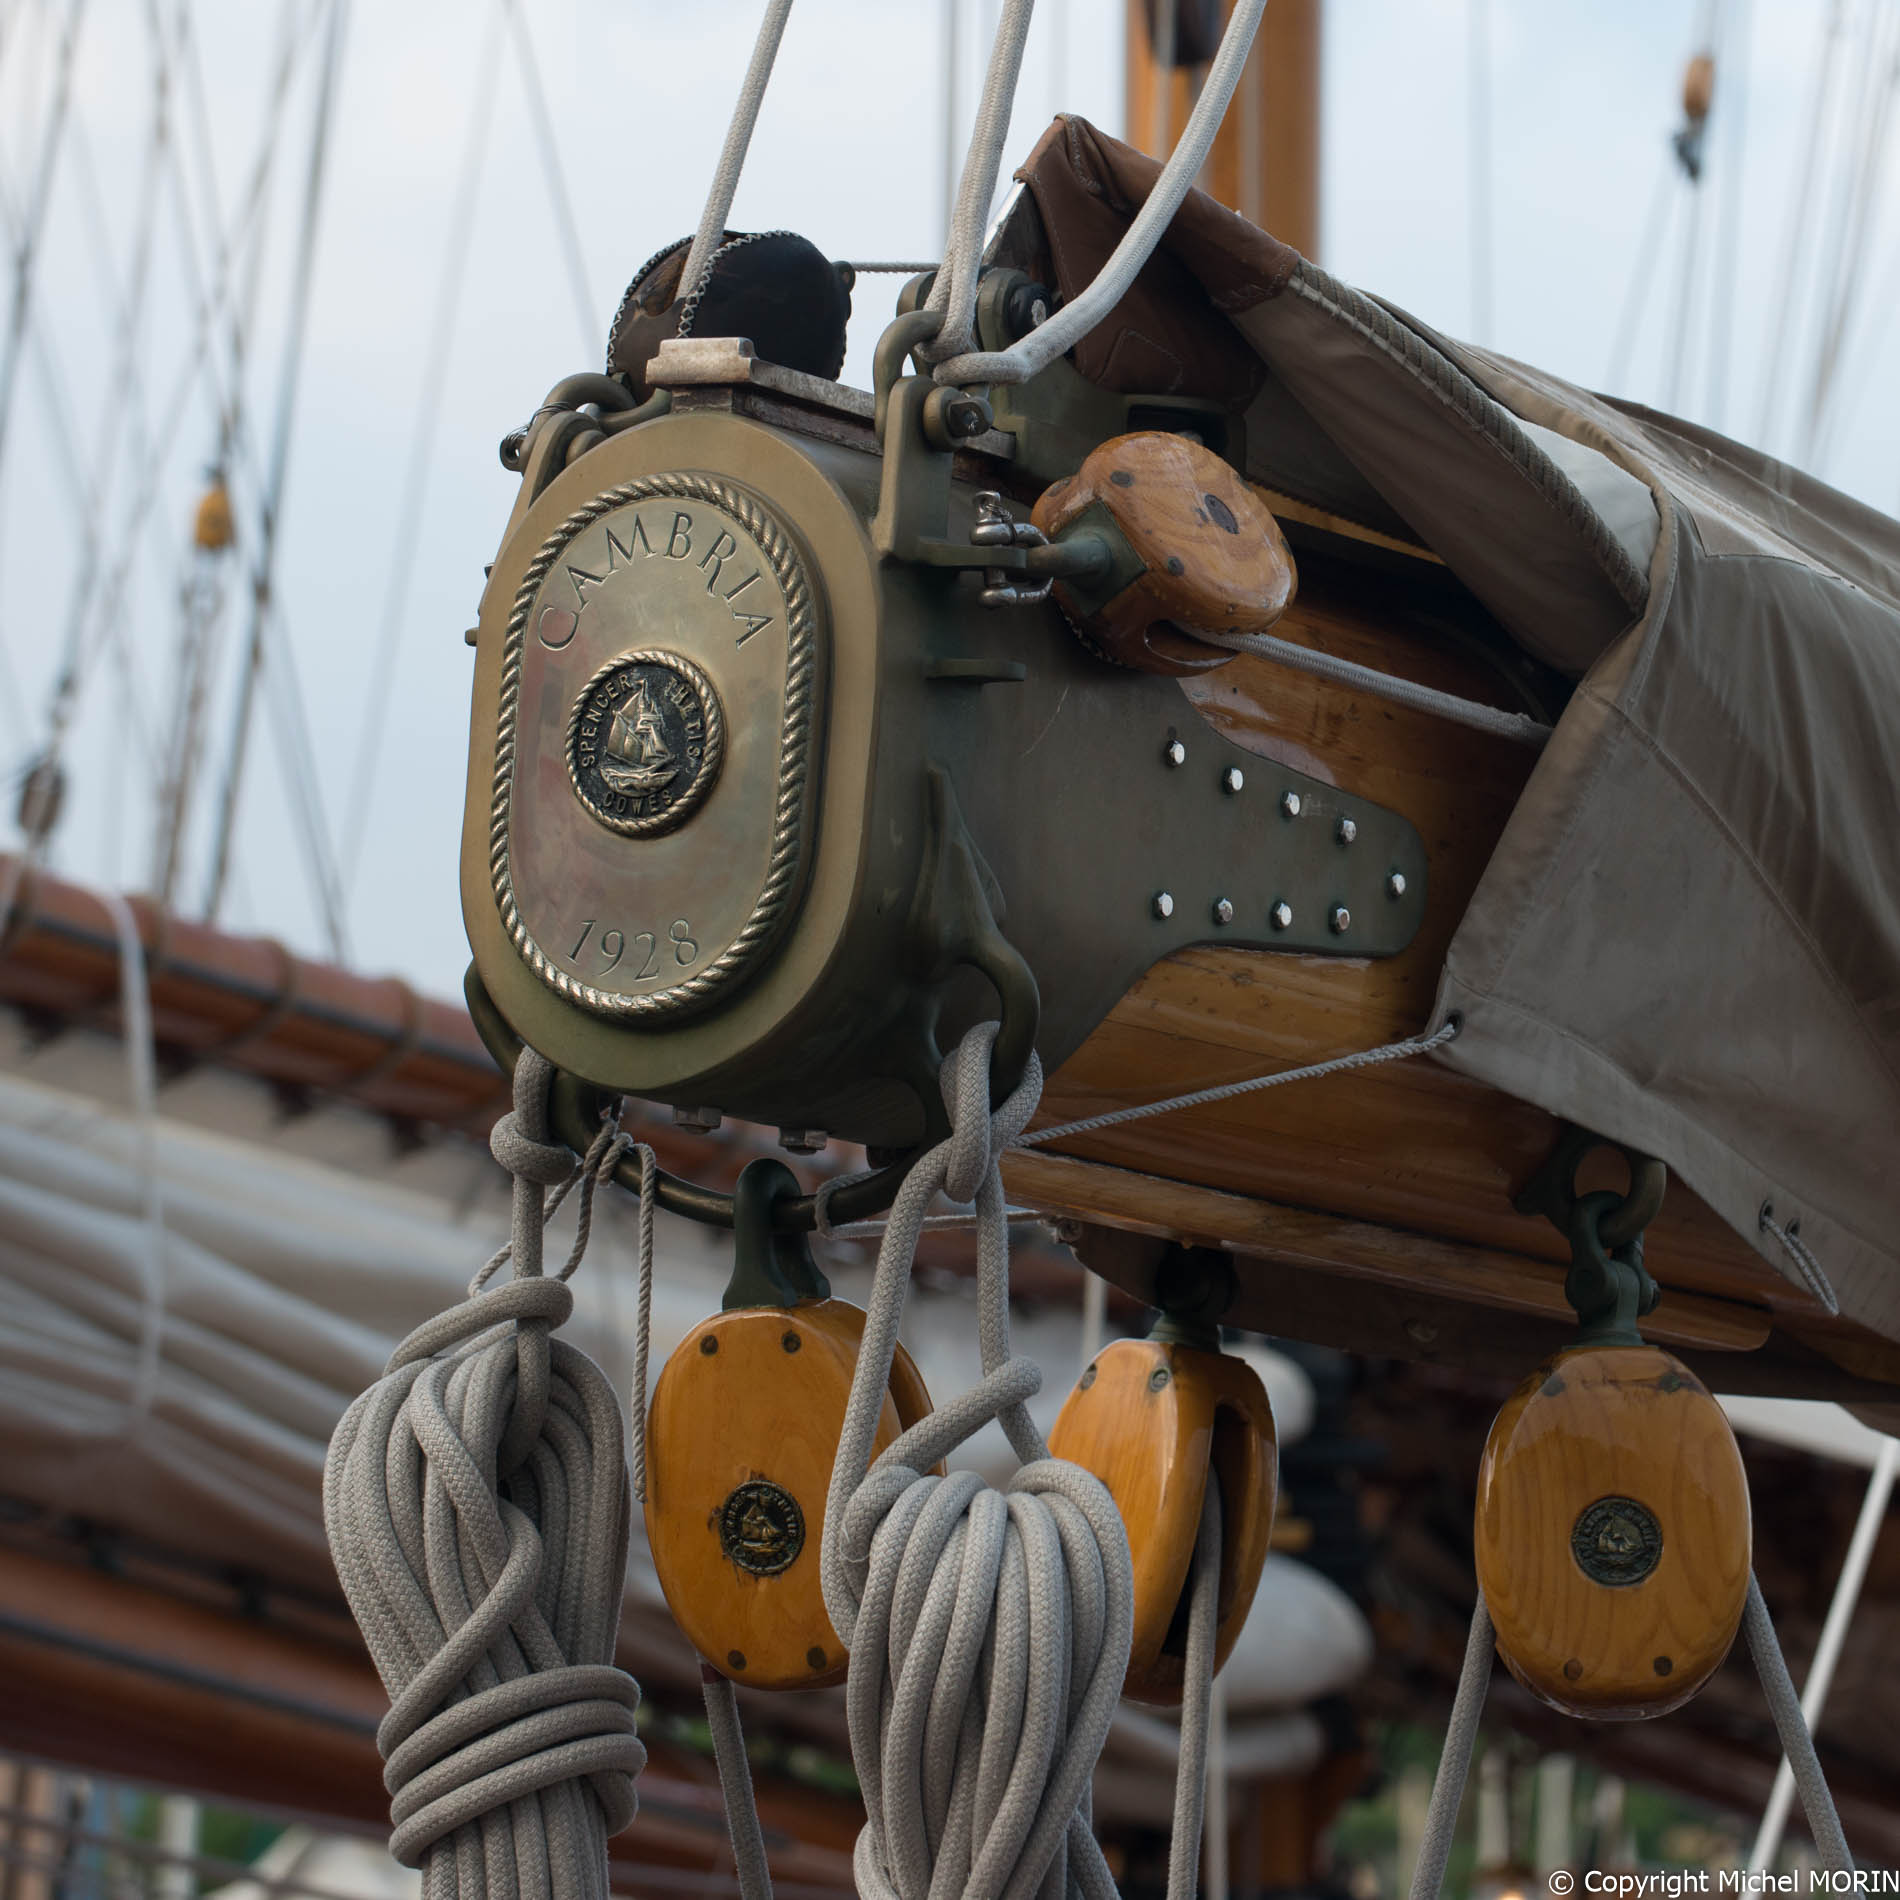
[718,1478,805,1577]
[1571,1494,1663,1587]
[565,648,725,837]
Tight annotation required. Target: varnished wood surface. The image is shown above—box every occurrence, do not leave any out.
[1475,1344,1750,1719]
[1047,1337,1275,1707]
[1005,1151,1773,1355]
[1031,556,1824,1339]
[645,1297,927,1691]
[1031,432,1295,673]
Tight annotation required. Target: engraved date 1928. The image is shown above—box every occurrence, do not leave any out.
[567,916,698,980]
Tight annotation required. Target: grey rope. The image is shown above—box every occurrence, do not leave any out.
[920,0,1038,366]
[324,1049,645,1898]
[1743,1574,1854,1871]
[1198,630,1552,749]
[932,0,1271,388]
[1405,1596,1494,1900]
[1405,1576,1855,1896]
[1018,1018,1461,1150]
[1759,1205,1841,1316]
[810,1021,1220,1900]
[679,0,796,303]
[701,1665,777,1900]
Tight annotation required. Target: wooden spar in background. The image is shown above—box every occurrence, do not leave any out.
[0,1536,861,1893]
[1123,0,1323,259]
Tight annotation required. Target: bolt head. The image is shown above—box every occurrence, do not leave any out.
[1336,815,1357,845]
[1163,738,1186,768]
[779,1128,828,1155]
[1152,891,1175,920]
[1148,1366,1172,1391]
[944,394,987,437]
[1212,897,1235,926]
[1280,789,1302,819]
[1386,870,1408,900]
[1221,765,1245,794]
[1330,904,1352,934]
[1269,900,1293,931]
[674,1104,722,1132]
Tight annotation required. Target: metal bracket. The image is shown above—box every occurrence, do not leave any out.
[1514,1120,1667,1345]
[722,1158,831,1310]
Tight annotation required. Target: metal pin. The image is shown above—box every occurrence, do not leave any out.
[1152,891,1175,919]
[1336,815,1357,845]
[1212,897,1234,925]
[1386,870,1408,900]
[1330,905,1352,934]
[1280,789,1302,819]
[1269,900,1293,930]
[1163,739,1187,768]
[1221,765,1244,794]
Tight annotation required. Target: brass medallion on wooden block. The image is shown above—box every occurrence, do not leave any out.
[1475,1343,1750,1719]
[644,1297,932,1690]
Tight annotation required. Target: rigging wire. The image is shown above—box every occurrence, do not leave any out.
[1703,0,1751,431]
[1663,1,1725,416]
[1467,0,1493,344]
[1794,0,1890,467]
[11,0,308,897]
[505,0,595,354]
[33,0,176,815]
[1753,0,1846,450]
[338,0,507,900]
[0,0,83,486]
[1604,152,1677,394]
[1801,0,1900,470]
[202,0,351,955]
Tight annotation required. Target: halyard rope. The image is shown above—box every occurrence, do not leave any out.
[324,1049,646,1898]
[811,1022,1221,1900]
[1404,1583,1852,1900]
[679,0,796,303]
[931,0,1273,390]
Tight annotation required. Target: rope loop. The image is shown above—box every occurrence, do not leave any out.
[325,1045,644,1898]
[819,1022,1145,1900]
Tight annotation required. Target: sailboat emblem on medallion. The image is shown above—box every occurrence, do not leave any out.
[602,675,677,793]
[566,647,725,837]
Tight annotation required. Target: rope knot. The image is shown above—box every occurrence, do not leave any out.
[819,1023,1132,1900]
[325,1041,645,1898]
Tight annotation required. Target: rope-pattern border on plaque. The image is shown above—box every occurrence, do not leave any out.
[490,473,818,1023]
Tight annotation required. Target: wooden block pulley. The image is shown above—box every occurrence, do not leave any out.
[1029,430,1296,675]
[644,1161,934,1691]
[1475,1344,1751,1720]
[1047,1332,1276,1707]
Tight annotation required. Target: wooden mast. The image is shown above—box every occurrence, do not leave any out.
[1123,0,1322,257]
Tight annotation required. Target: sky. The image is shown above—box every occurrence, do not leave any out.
[1,0,1894,1002]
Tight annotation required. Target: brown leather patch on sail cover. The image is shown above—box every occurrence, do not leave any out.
[1013,116,1301,403]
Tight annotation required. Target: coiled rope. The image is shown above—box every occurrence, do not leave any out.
[324,1049,646,1898]
[808,1021,1222,1900]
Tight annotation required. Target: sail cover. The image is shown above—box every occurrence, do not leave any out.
[1013,118,1900,1341]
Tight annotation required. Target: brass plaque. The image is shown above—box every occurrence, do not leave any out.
[490,473,822,1022]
